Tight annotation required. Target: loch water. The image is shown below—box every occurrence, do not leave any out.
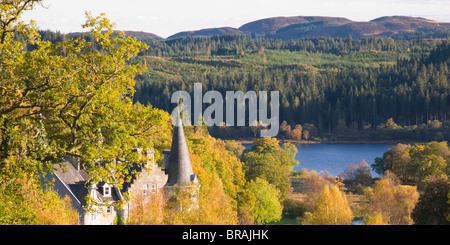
[244,143,394,177]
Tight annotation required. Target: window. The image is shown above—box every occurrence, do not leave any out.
[106,206,112,215]
[152,184,157,193]
[143,185,148,195]
[104,186,111,197]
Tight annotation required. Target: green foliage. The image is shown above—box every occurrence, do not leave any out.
[373,141,450,183]
[0,187,38,224]
[245,177,283,224]
[412,176,450,225]
[241,137,298,200]
[373,143,411,177]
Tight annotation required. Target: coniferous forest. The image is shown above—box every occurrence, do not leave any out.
[123,34,450,142]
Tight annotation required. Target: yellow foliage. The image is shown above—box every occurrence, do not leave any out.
[4,175,79,225]
[197,177,238,225]
[303,184,353,225]
[297,169,338,211]
[35,192,79,225]
[365,213,388,225]
[360,175,419,225]
[127,192,166,225]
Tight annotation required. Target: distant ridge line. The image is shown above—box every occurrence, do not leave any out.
[166,15,450,40]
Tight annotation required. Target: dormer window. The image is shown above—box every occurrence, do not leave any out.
[143,184,148,195]
[104,186,111,197]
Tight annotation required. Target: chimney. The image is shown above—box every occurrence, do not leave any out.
[145,148,155,166]
[88,183,97,200]
[163,149,171,170]
[67,156,81,172]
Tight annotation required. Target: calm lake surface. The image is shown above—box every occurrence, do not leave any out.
[243,143,394,177]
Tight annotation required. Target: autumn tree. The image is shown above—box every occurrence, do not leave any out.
[196,175,239,225]
[224,140,245,158]
[385,117,401,130]
[407,142,449,182]
[429,119,443,129]
[181,129,245,224]
[236,187,257,225]
[364,213,388,225]
[412,176,450,225]
[0,174,78,225]
[372,143,411,181]
[280,121,291,139]
[35,190,79,225]
[297,169,337,211]
[302,130,310,141]
[0,1,170,223]
[373,142,449,183]
[301,184,353,225]
[291,124,302,141]
[360,172,419,225]
[127,191,167,225]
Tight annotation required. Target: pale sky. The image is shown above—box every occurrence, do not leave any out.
[21,0,450,38]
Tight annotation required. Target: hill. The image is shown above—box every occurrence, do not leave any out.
[120,30,163,39]
[239,16,352,38]
[67,30,162,39]
[167,15,450,40]
[168,27,243,39]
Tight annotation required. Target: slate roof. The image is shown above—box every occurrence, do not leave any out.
[166,110,195,186]
[52,162,120,205]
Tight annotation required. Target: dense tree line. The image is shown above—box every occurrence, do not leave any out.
[136,34,437,57]
[130,35,449,141]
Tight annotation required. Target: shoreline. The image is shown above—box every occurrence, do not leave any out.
[230,138,411,145]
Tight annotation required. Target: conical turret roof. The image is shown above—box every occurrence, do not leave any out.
[166,110,195,186]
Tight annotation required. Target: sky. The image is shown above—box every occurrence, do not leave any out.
[21,0,450,38]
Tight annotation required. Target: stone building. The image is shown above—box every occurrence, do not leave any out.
[44,112,198,225]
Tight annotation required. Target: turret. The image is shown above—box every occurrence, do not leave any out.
[165,110,197,187]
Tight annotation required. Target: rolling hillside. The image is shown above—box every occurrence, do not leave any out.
[168,15,450,39]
